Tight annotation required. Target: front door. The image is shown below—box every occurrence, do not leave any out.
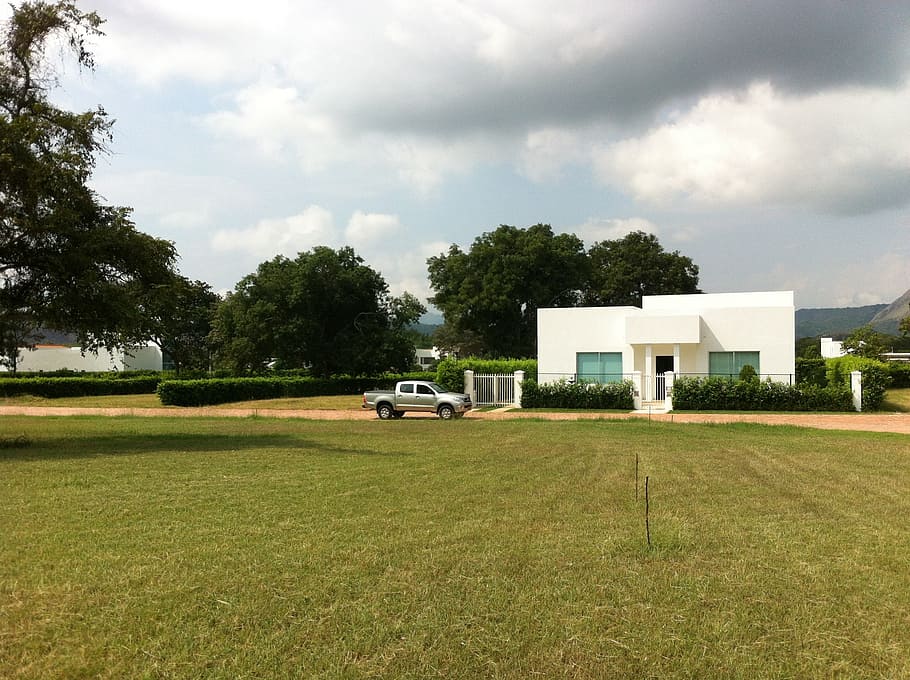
[655,355,674,400]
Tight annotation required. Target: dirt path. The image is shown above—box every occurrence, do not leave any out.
[2,406,909,435]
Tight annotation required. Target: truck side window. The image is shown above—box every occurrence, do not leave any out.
[417,384,433,395]
[400,384,414,394]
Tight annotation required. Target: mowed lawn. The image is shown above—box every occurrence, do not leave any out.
[2,417,909,679]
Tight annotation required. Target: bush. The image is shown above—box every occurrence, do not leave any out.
[156,372,438,406]
[886,362,910,389]
[826,356,891,411]
[0,376,161,398]
[521,379,634,410]
[796,357,827,386]
[436,358,537,393]
[671,376,853,412]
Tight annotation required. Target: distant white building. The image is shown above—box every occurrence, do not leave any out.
[4,344,163,373]
[820,337,845,359]
[415,347,441,369]
[538,291,795,403]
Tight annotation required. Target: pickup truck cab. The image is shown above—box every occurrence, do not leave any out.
[362,380,473,420]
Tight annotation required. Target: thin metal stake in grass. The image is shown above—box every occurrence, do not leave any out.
[645,475,651,549]
[635,453,639,501]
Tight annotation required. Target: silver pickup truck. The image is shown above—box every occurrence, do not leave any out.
[362,380,473,420]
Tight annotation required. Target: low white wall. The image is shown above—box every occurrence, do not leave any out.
[9,345,163,372]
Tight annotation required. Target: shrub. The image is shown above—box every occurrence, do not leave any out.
[886,362,910,389]
[156,372,438,407]
[436,358,537,393]
[0,376,161,398]
[521,379,634,410]
[796,357,827,386]
[671,376,853,412]
[826,356,891,411]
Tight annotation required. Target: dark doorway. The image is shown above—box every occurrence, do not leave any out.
[655,355,674,399]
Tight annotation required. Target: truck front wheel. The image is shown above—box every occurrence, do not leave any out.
[377,403,395,420]
[437,405,455,420]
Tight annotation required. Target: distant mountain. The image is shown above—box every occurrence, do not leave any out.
[869,288,910,335]
[795,304,886,338]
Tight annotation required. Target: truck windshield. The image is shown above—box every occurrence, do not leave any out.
[426,382,446,393]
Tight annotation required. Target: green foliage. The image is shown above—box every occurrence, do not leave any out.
[427,224,588,358]
[901,314,910,338]
[140,276,219,374]
[841,325,887,359]
[826,356,891,411]
[0,376,160,398]
[671,377,854,412]
[886,362,910,389]
[582,231,700,306]
[796,357,827,386]
[435,357,538,393]
[738,364,758,382]
[520,378,634,410]
[1,2,178,357]
[157,372,436,406]
[210,247,424,377]
[795,336,821,359]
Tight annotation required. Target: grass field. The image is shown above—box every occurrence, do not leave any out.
[2,416,910,678]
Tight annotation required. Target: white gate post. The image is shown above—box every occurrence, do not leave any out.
[664,372,675,411]
[514,370,525,407]
[632,371,642,410]
[464,369,475,403]
[850,370,862,412]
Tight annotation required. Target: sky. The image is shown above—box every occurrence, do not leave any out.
[14,0,910,316]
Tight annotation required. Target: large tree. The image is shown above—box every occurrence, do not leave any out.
[211,246,425,376]
[583,231,700,307]
[427,224,588,358]
[140,276,220,375]
[1,1,177,358]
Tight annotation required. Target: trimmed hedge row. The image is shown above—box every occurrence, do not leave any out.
[436,358,537,393]
[887,362,910,389]
[0,377,161,398]
[521,379,634,410]
[671,377,854,412]
[157,372,436,406]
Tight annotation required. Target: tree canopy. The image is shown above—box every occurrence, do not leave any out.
[583,231,700,306]
[427,224,588,358]
[841,325,887,359]
[427,225,701,357]
[211,246,425,376]
[0,1,177,360]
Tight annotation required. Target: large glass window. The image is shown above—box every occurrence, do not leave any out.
[576,352,623,383]
[709,351,760,377]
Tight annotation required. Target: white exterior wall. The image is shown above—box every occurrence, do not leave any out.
[537,306,639,381]
[821,337,845,359]
[9,345,163,372]
[538,291,795,384]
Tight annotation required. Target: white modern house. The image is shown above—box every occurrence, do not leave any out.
[538,291,795,405]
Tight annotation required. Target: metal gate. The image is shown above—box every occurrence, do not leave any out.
[472,373,517,406]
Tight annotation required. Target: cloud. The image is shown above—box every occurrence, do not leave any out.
[211,206,336,259]
[345,212,402,247]
[570,217,661,246]
[593,82,910,215]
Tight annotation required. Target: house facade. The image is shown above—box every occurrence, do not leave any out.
[537,291,795,402]
[4,344,163,373]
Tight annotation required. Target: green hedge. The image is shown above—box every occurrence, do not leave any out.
[796,357,827,386]
[671,377,854,412]
[520,379,634,410]
[886,362,910,389]
[826,357,890,411]
[0,376,161,398]
[157,372,436,406]
[436,358,537,393]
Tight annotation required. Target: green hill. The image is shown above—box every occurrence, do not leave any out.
[795,304,886,338]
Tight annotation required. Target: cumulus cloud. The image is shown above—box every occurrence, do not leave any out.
[569,217,661,246]
[593,82,910,214]
[345,212,402,247]
[211,206,336,259]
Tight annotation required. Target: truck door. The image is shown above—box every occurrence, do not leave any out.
[414,383,436,411]
[396,382,420,409]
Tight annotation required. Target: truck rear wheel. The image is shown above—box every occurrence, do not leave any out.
[377,403,395,420]
[437,404,454,420]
